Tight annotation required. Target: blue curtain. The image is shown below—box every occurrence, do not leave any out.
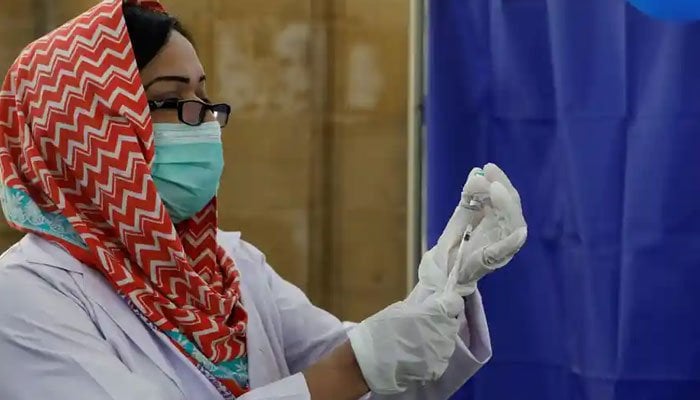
[426,1,700,399]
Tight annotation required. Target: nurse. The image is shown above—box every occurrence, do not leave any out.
[0,1,527,399]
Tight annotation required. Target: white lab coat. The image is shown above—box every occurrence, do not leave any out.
[0,231,492,400]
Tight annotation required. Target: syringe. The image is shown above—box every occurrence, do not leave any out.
[462,192,491,241]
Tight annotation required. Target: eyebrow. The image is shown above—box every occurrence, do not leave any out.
[144,75,206,90]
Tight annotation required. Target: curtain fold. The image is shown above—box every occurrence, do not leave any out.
[427,1,700,399]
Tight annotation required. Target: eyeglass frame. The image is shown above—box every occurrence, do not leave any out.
[147,99,232,127]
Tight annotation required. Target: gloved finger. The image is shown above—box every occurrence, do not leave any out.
[417,250,448,290]
[443,258,478,296]
[460,169,491,217]
[440,168,488,240]
[443,263,460,294]
[453,281,477,298]
[481,226,528,270]
[430,359,452,381]
[441,170,490,243]
[435,338,459,365]
[489,181,526,229]
[459,174,490,229]
[435,285,464,318]
[461,168,491,201]
[457,225,527,282]
[484,163,522,208]
[442,292,464,319]
[433,169,489,265]
[436,205,478,251]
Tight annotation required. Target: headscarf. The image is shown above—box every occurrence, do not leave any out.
[0,0,248,397]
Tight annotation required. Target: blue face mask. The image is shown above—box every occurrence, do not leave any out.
[151,121,224,223]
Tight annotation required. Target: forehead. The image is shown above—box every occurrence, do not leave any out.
[139,31,204,80]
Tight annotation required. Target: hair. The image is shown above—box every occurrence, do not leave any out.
[123,3,194,70]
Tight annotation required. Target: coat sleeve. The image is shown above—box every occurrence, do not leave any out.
[239,260,492,400]
[0,263,184,400]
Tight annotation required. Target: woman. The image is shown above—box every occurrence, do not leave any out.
[0,1,527,399]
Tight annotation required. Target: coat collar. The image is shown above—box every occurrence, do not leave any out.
[21,234,187,393]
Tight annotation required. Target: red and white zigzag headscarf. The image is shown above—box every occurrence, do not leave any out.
[0,0,248,397]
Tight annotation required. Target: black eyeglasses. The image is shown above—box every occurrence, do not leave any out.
[148,99,232,128]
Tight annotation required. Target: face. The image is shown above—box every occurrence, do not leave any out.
[140,31,212,124]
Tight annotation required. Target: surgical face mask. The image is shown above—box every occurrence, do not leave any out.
[150,121,224,223]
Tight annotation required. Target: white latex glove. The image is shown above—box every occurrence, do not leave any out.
[411,163,528,299]
[347,286,464,395]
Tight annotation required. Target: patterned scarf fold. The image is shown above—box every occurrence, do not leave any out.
[0,0,248,397]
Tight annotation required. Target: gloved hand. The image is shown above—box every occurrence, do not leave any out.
[410,163,527,300]
[347,287,464,395]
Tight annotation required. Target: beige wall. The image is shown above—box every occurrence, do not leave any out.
[0,0,410,321]
[0,0,35,250]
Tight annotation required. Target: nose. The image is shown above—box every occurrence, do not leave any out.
[203,109,216,123]
[185,95,216,123]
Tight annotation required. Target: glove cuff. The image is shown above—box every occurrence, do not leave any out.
[347,325,404,395]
